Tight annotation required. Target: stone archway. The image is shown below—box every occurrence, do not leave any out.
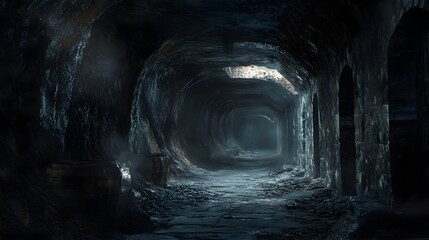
[313,93,321,178]
[388,7,429,205]
[339,66,357,196]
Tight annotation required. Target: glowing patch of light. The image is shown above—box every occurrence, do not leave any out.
[120,166,131,181]
[255,114,276,123]
[233,42,279,51]
[119,166,131,192]
[224,65,298,95]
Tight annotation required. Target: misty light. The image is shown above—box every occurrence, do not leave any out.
[223,65,298,95]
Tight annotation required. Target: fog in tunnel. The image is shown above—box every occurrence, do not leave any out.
[175,72,297,169]
[2,0,429,239]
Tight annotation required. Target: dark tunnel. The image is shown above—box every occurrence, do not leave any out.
[1,0,429,239]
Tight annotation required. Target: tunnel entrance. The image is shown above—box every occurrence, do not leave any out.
[339,66,357,196]
[313,94,321,178]
[388,8,429,205]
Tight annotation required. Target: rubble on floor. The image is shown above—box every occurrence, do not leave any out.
[256,188,356,240]
[124,167,358,240]
[131,173,221,218]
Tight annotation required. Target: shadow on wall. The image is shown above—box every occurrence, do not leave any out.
[388,7,429,207]
[339,66,357,196]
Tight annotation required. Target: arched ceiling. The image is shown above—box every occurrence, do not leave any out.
[104,0,360,93]
[8,0,361,166]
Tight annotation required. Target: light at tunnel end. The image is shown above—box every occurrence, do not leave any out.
[223,65,298,95]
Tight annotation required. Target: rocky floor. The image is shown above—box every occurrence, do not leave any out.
[121,166,357,240]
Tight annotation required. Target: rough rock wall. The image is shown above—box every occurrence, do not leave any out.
[314,0,429,204]
[36,0,121,153]
[297,92,318,178]
[0,0,120,164]
[283,97,300,165]
[129,61,175,157]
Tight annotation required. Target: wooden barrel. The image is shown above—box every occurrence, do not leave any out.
[150,154,169,188]
[139,154,169,187]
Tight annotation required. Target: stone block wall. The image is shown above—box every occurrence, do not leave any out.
[311,0,429,204]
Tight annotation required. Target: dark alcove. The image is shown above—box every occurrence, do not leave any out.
[313,93,321,178]
[339,66,357,196]
[388,7,429,206]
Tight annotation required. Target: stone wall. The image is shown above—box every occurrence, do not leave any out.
[313,0,429,204]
